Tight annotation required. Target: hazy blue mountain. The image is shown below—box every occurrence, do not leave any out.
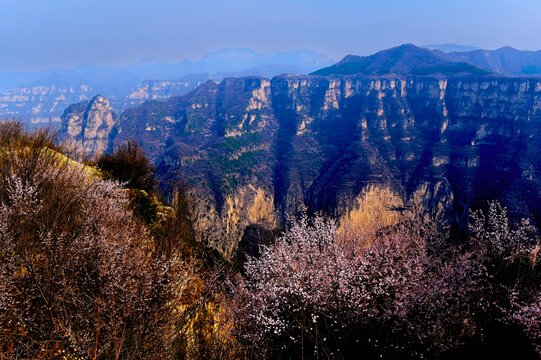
[0,48,334,124]
[0,70,53,90]
[197,47,270,72]
[423,44,481,52]
[270,49,336,68]
[441,46,541,75]
[121,48,335,79]
[28,65,141,95]
[215,64,308,79]
[0,64,140,92]
[312,44,488,76]
[0,48,334,91]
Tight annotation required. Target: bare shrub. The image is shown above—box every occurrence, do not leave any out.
[0,121,181,359]
[465,201,541,358]
[235,202,541,359]
[235,212,480,359]
[94,139,156,192]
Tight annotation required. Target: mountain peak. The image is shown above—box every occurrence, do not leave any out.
[398,43,420,49]
[132,57,170,66]
[89,94,108,105]
[496,45,519,52]
[312,44,488,76]
[423,44,481,53]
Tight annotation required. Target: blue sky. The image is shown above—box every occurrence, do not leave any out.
[1,0,541,71]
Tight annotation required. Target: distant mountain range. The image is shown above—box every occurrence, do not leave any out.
[321,44,541,77]
[423,44,481,52]
[0,48,335,91]
[312,44,489,76]
[0,48,335,124]
[8,44,541,126]
[439,46,541,75]
[314,43,541,77]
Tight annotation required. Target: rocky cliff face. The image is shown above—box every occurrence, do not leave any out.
[0,84,95,124]
[59,95,118,157]
[123,76,211,108]
[0,76,209,125]
[62,74,541,256]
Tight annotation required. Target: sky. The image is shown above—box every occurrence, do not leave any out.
[1,0,541,71]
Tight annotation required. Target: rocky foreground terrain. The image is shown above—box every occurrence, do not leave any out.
[57,71,541,257]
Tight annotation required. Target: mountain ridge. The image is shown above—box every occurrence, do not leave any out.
[59,73,541,255]
[0,48,335,125]
[440,46,541,75]
[312,44,489,76]
[423,44,481,52]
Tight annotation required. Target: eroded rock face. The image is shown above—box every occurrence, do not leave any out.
[67,74,541,256]
[59,95,118,157]
[0,77,209,126]
[190,185,277,259]
[0,84,96,124]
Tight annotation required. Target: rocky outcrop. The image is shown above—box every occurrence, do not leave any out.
[61,74,541,256]
[123,76,211,108]
[0,76,209,125]
[59,95,118,157]
[0,84,95,124]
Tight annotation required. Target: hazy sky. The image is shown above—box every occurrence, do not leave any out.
[1,0,541,71]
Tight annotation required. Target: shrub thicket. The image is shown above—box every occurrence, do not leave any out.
[1,120,540,359]
[0,121,241,359]
[235,208,541,359]
[94,139,156,192]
